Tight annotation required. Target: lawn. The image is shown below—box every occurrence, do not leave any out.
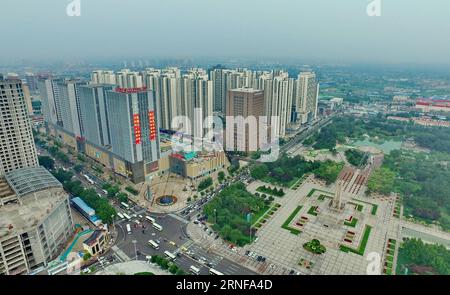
[344,218,358,227]
[307,206,319,216]
[339,225,372,256]
[281,206,303,235]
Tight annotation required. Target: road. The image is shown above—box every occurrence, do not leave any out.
[113,212,256,275]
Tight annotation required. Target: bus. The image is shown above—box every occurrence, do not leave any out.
[164,251,176,261]
[126,224,132,235]
[209,268,224,275]
[83,174,95,185]
[120,202,130,210]
[117,212,124,220]
[190,265,201,275]
[145,216,155,224]
[123,213,131,221]
[148,240,159,250]
[152,223,163,231]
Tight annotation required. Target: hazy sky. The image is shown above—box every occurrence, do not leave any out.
[1,0,450,65]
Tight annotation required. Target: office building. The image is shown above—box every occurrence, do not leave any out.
[105,86,161,183]
[226,88,265,152]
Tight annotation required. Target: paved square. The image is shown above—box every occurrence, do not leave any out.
[244,176,399,275]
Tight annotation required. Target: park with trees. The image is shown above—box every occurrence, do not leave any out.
[250,154,343,187]
[203,182,269,246]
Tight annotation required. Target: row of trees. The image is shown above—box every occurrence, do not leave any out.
[150,255,186,275]
[64,180,116,224]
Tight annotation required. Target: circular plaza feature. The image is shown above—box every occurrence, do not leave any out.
[156,195,178,206]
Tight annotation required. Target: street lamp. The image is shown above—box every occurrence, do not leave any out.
[132,240,138,260]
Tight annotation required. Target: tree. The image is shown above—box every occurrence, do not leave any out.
[198,177,213,191]
[345,149,368,167]
[52,169,73,183]
[218,171,225,182]
[74,164,84,173]
[250,164,269,180]
[83,252,92,261]
[116,192,128,203]
[38,156,55,170]
[367,167,395,195]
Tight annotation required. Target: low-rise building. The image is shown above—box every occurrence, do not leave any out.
[82,229,109,256]
[169,151,226,180]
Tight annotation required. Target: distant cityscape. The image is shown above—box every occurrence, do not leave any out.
[1,58,450,276]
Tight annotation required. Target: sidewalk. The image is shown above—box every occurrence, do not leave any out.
[96,260,171,275]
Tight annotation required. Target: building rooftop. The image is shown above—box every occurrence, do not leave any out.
[0,187,68,239]
[83,230,104,247]
[230,87,263,93]
[72,197,95,217]
[4,166,62,199]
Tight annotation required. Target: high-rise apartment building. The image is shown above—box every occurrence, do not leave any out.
[57,80,84,138]
[24,72,38,93]
[91,70,116,85]
[257,71,295,137]
[142,68,181,131]
[0,75,73,275]
[22,83,34,116]
[0,76,38,175]
[226,88,265,152]
[38,76,62,126]
[79,84,114,147]
[179,69,213,138]
[295,72,319,124]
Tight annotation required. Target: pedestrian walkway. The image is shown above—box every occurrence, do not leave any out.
[168,213,189,224]
[111,245,131,262]
[96,260,171,275]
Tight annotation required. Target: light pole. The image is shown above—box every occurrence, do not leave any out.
[132,240,137,260]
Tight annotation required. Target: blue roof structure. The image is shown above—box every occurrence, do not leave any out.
[72,197,95,216]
